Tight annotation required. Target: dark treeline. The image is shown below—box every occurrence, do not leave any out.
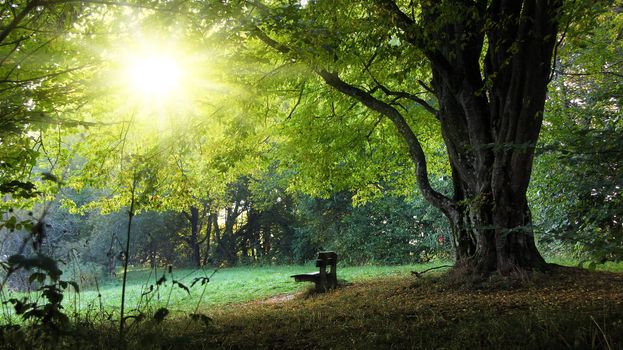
[1,175,454,290]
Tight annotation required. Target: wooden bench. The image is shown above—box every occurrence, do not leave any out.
[291,251,338,292]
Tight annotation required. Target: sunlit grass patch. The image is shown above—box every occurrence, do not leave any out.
[0,262,450,321]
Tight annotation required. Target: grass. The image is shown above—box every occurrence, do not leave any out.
[75,259,623,315]
[2,261,623,349]
[1,261,449,318]
[545,256,623,272]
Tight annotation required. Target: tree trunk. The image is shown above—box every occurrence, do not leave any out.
[450,191,546,274]
[263,224,271,255]
[203,212,213,266]
[150,242,157,269]
[184,206,203,267]
[211,213,223,266]
[380,0,561,274]
[222,217,237,266]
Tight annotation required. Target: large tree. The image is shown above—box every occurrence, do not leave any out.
[204,0,582,274]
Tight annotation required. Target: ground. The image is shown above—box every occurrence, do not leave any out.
[1,264,622,349]
[200,268,623,349]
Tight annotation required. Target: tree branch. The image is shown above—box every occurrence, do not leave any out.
[0,1,39,45]
[374,83,438,116]
[249,23,457,215]
[286,82,305,120]
[417,80,435,94]
[373,0,455,75]
[362,57,438,116]
[316,69,454,213]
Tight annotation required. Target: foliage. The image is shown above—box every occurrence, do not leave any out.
[3,253,78,334]
[0,0,96,206]
[532,3,623,263]
[293,190,450,265]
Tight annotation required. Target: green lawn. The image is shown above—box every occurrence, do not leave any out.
[0,262,449,318]
[2,258,621,319]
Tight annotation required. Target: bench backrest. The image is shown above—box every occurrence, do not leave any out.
[316,251,337,268]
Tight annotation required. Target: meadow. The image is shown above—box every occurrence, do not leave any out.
[2,260,623,349]
[4,259,622,317]
[1,262,449,319]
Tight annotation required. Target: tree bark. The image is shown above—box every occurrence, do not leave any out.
[412,0,560,273]
[183,206,203,267]
[211,213,223,266]
[202,212,213,266]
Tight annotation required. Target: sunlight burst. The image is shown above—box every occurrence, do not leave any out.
[126,54,183,98]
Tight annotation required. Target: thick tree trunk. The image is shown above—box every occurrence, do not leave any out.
[451,192,546,274]
[422,0,560,274]
[220,207,240,266]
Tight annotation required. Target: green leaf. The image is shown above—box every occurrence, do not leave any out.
[173,280,190,295]
[190,277,210,288]
[153,307,169,323]
[28,272,46,284]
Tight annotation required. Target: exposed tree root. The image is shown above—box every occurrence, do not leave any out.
[411,264,453,278]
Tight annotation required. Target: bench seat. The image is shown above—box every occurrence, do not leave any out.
[291,272,320,283]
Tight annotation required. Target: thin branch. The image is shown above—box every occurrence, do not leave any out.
[362,48,379,72]
[366,115,384,139]
[0,35,64,85]
[0,42,22,67]
[362,54,438,116]
[374,83,438,116]
[411,264,452,277]
[550,4,573,82]
[417,80,435,94]
[0,64,91,85]
[285,81,305,120]
[555,70,623,78]
[0,1,39,45]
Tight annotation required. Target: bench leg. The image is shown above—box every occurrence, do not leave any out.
[316,275,327,292]
[327,272,337,290]
[315,266,327,292]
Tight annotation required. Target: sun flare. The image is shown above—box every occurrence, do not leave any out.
[110,36,217,127]
[126,54,183,98]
